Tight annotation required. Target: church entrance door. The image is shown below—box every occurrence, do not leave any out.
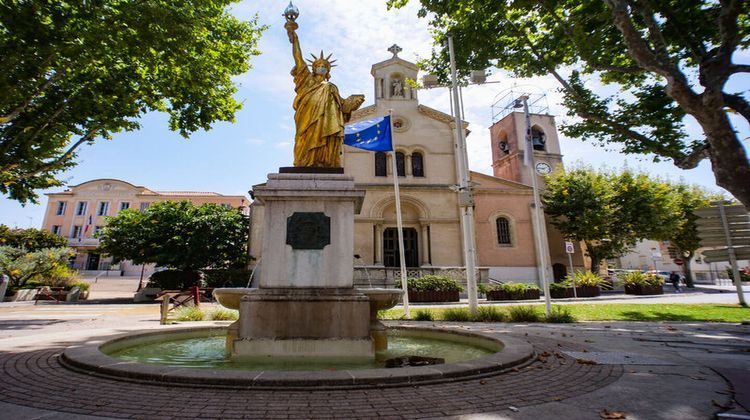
[383,227,419,268]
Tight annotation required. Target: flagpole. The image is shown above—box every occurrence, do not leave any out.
[389,109,410,319]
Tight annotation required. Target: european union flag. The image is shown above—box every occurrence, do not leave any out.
[344,115,393,152]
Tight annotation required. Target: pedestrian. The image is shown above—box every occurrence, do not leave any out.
[669,271,681,293]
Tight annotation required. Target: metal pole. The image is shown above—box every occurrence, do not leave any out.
[718,202,747,306]
[567,251,577,298]
[447,35,478,314]
[522,96,552,316]
[390,129,410,318]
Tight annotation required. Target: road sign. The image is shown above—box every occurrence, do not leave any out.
[673,259,684,265]
[702,247,750,263]
[565,241,575,254]
[651,252,662,259]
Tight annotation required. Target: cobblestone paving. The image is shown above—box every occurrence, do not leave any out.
[0,335,621,419]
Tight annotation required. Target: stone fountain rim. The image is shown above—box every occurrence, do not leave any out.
[59,324,535,390]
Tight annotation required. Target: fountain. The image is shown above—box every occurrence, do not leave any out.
[58,2,534,388]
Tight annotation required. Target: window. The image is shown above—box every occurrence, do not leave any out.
[496,217,512,245]
[119,202,130,211]
[395,152,405,177]
[383,227,419,267]
[140,202,150,211]
[51,225,61,235]
[75,202,87,216]
[71,225,82,238]
[221,203,231,208]
[93,226,102,235]
[411,152,424,177]
[531,127,546,151]
[55,201,67,216]
[97,201,109,216]
[374,152,387,177]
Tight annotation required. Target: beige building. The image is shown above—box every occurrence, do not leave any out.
[250,48,585,288]
[41,178,248,275]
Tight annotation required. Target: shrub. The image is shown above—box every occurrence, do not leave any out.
[549,281,571,292]
[413,309,435,321]
[173,306,205,321]
[478,283,498,294]
[395,275,463,292]
[67,280,90,292]
[567,271,605,287]
[0,226,68,251]
[726,267,750,282]
[207,308,239,321]
[475,306,508,322]
[441,307,473,322]
[507,305,541,322]
[545,306,576,323]
[202,268,253,288]
[0,246,75,290]
[147,270,205,291]
[621,271,663,287]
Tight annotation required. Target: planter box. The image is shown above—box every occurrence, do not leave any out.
[550,286,601,299]
[486,289,540,301]
[624,284,664,295]
[408,290,460,302]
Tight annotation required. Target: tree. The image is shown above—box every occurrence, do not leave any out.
[0,246,74,290]
[0,1,265,203]
[0,225,68,251]
[542,168,679,272]
[666,184,720,287]
[97,201,249,272]
[388,0,750,208]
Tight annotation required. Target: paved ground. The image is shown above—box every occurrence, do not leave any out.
[0,280,748,419]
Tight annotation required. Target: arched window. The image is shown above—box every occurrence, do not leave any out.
[374,152,387,177]
[496,217,512,245]
[411,152,424,177]
[531,127,546,151]
[396,152,405,177]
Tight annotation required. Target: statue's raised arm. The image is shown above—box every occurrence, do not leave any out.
[285,21,307,75]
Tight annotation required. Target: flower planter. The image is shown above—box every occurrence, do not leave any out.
[408,290,460,302]
[550,286,601,299]
[486,289,540,301]
[624,284,664,295]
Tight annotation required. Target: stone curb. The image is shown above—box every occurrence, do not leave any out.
[60,324,535,390]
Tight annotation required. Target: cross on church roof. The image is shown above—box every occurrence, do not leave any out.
[388,44,402,58]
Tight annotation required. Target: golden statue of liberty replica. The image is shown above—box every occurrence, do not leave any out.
[284,2,364,168]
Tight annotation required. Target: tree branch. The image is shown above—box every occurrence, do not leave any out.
[730,64,750,74]
[632,0,670,60]
[723,92,750,123]
[716,0,742,62]
[17,127,100,180]
[673,142,710,169]
[0,71,63,125]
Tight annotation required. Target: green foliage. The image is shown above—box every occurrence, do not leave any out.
[567,271,605,287]
[543,168,681,271]
[388,0,750,208]
[201,268,252,288]
[545,306,576,323]
[621,271,664,287]
[725,267,750,282]
[394,275,463,292]
[68,280,90,292]
[207,308,239,321]
[0,246,74,289]
[549,281,571,292]
[173,306,205,322]
[147,270,204,291]
[441,307,473,322]
[507,306,541,323]
[413,309,435,321]
[98,201,249,272]
[480,282,540,299]
[475,306,508,322]
[0,225,67,251]
[0,1,266,203]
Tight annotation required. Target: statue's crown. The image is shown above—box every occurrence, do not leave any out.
[306,50,337,70]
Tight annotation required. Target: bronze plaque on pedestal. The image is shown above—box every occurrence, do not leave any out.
[286,212,331,249]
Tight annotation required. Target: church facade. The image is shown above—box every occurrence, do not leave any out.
[250,48,586,288]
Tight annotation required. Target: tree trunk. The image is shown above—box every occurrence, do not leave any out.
[682,251,695,288]
[585,242,602,274]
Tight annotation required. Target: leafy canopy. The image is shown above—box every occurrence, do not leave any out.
[0,225,68,251]
[0,1,265,203]
[0,246,74,289]
[97,201,249,272]
[389,0,750,208]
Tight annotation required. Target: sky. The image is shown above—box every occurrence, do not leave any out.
[1,0,748,228]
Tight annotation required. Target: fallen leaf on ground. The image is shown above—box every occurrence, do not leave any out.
[577,359,599,365]
[689,376,705,381]
[665,326,677,331]
[712,400,731,409]
[552,396,562,401]
[508,406,519,412]
[599,409,626,419]
[479,379,487,385]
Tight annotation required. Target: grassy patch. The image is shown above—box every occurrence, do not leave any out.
[507,305,541,322]
[413,309,434,321]
[380,303,749,323]
[173,306,205,321]
[207,308,239,321]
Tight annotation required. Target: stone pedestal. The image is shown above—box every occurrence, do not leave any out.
[230,173,372,359]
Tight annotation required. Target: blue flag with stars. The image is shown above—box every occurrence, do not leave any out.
[344,115,393,152]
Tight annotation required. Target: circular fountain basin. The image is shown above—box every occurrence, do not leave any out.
[212,287,253,310]
[61,325,534,389]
